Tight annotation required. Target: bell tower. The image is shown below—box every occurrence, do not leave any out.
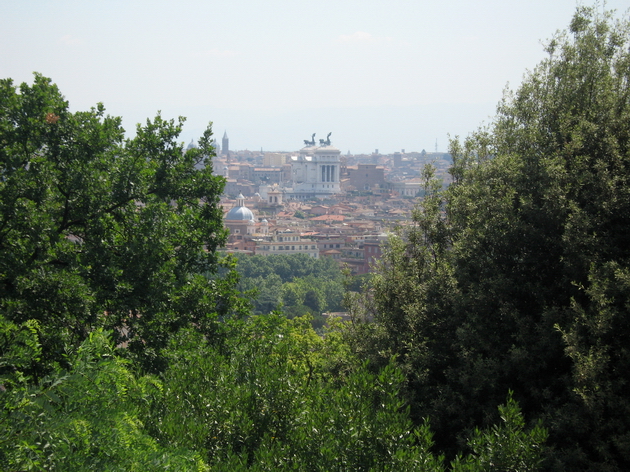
[222,131,229,157]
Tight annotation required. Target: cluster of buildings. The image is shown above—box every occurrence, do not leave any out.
[223,192,387,274]
[205,132,452,274]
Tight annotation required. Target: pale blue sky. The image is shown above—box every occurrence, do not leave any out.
[2,1,628,154]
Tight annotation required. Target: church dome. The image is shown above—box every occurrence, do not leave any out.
[226,206,254,221]
[226,193,255,221]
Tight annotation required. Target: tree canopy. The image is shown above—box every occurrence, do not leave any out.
[350,6,630,470]
[0,73,550,470]
[7,6,630,467]
[234,254,345,319]
[0,74,235,373]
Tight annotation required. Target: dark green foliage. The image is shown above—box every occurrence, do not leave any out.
[145,314,546,471]
[350,7,630,470]
[235,254,345,317]
[303,288,322,312]
[346,273,374,293]
[0,75,552,470]
[235,253,341,283]
[451,393,548,472]
[1,312,547,471]
[145,314,441,470]
[0,74,235,373]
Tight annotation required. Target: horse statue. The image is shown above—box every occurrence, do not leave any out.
[303,133,316,146]
[319,132,332,146]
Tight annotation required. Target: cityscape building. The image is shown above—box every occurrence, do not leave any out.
[222,131,229,157]
[215,131,454,272]
[285,135,341,200]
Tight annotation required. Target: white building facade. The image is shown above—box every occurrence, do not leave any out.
[286,142,341,200]
[254,229,319,258]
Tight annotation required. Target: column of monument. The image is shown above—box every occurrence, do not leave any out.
[319,164,337,183]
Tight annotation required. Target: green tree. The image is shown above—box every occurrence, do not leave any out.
[281,282,305,308]
[0,325,208,470]
[447,8,630,468]
[353,7,630,469]
[1,315,546,471]
[147,314,546,471]
[0,74,234,373]
[451,393,548,472]
[234,254,345,319]
[235,254,343,284]
[303,288,323,313]
[321,278,345,312]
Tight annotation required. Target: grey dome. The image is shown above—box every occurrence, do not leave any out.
[226,206,254,221]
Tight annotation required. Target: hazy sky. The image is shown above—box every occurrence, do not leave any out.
[2,1,628,154]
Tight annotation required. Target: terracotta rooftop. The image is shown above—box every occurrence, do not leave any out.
[309,215,345,222]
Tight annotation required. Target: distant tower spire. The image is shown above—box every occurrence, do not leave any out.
[435,139,438,153]
[222,131,229,157]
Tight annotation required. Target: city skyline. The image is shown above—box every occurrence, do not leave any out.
[3,0,628,154]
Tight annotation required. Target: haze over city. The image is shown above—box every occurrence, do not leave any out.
[2,0,628,154]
